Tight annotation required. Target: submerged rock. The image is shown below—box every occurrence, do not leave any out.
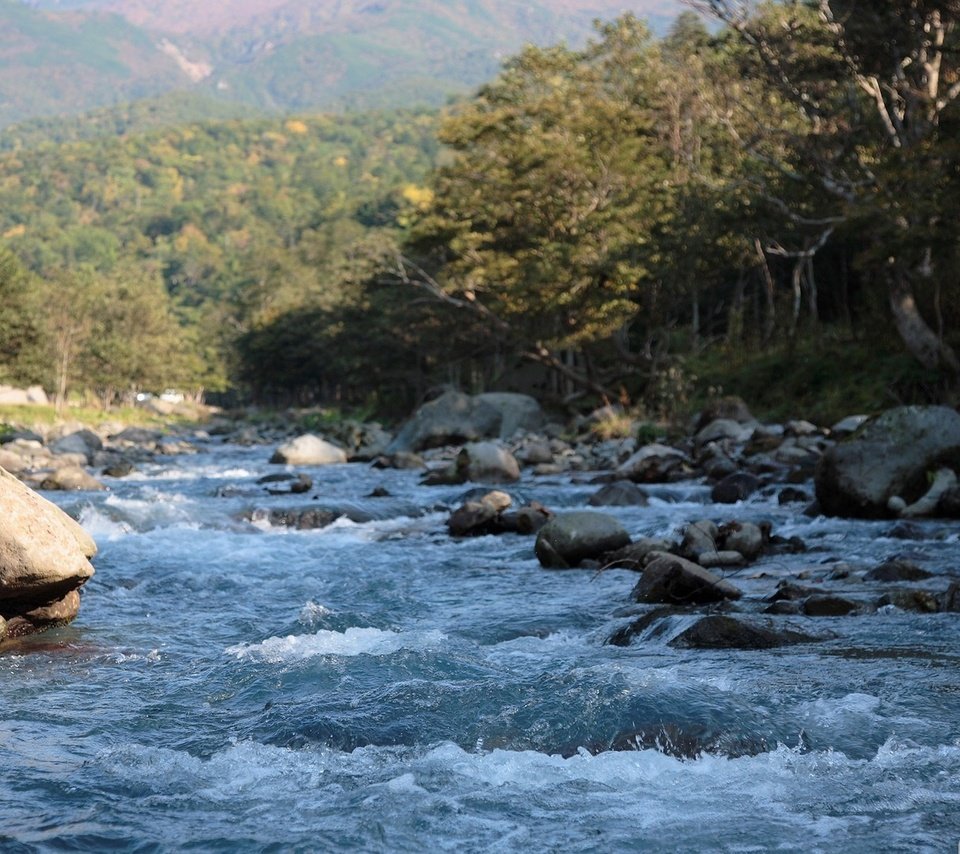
[669,615,820,650]
[535,511,631,569]
[587,482,649,507]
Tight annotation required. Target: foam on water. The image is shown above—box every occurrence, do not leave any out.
[226,627,448,663]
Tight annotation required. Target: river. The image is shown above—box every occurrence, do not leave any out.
[2,439,959,851]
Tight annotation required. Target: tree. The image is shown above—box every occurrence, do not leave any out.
[691,0,960,382]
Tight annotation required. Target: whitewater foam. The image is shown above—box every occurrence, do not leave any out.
[226,627,447,663]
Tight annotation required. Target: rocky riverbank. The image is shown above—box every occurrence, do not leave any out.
[3,392,960,650]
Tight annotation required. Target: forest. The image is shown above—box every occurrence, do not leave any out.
[1,1,958,422]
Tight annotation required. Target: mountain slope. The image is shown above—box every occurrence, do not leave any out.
[5,0,685,127]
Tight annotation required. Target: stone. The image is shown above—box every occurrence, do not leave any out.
[830,414,869,437]
[719,521,765,562]
[0,466,96,606]
[815,406,960,518]
[474,392,544,439]
[111,427,162,446]
[604,537,675,571]
[517,440,554,466]
[778,487,811,505]
[711,472,761,504]
[864,560,933,582]
[370,452,426,471]
[668,615,820,650]
[802,595,859,616]
[447,501,499,537]
[877,590,940,613]
[17,589,81,631]
[248,508,343,530]
[535,511,631,569]
[616,444,689,483]
[697,550,747,568]
[587,482,649,507]
[456,442,521,484]
[386,391,503,453]
[51,429,103,461]
[680,520,719,563]
[631,553,742,605]
[695,418,755,447]
[40,466,106,491]
[102,461,135,478]
[270,434,348,466]
[938,486,960,518]
[692,396,754,433]
[899,468,957,517]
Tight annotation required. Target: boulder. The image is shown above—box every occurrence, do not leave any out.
[604,537,675,571]
[51,429,103,461]
[386,391,503,453]
[865,560,933,582]
[474,392,544,439]
[447,491,514,537]
[535,511,631,569]
[680,520,719,563]
[719,521,765,562]
[692,396,754,433]
[802,595,860,616]
[457,442,521,484]
[270,434,347,466]
[877,589,940,613]
[631,553,742,605]
[0,466,96,614]
[40,466,106,492]
[668,615,820,650]
[815,406,960,518]
[695,418,755,447]
[711,472,761,504]
[587,482,649,507]
[616,444,689,483]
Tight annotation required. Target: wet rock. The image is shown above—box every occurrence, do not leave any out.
[698,550,747,569]
[680,520,719,563]
[457,442,521,484]
[248,508,342,530]
[764,600,803,615]
[711,472,761,504]
[267,473,313,495]
[606,607,677,646]
[535,512,631,569]
[368,486,391,498]
[12,590,81,634]
[510,503,552,535]
[632,553,742,605]
[0,467,96,634]
[899,468,957,518]
[767,580,826,602]
[802,595,860,617]
[830,414,869,437]
[941,582,960,612]
[815,405,960,518]
[864,560,933,583]
[447,501,500,537]
[766,534,808,556]
[877,590,940,613]
[587,482,649,507]
[719,521,765,562]
[102,461,135,478]
[370,452,426,471]
[270,434,347,466]
[604,538,675,571]
[778,487,811,505]
[40,466,106,492]
[616,444,689,483]
[668,615,820,650]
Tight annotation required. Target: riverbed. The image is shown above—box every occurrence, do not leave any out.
[2,440,959,851]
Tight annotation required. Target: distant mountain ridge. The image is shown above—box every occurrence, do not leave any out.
[3,0,683,128]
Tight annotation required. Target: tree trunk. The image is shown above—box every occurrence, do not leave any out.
[888,274,960,376]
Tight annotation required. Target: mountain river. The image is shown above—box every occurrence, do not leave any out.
[2,439,959,852]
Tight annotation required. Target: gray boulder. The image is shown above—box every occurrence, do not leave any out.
[535,511,631,569]
[669,615,820,650]
[51,429,103,461]
[474,393,544,439]
[457,442,521,484]
[387,391,503,453]
[616,444,689,483]
[815,406,960,518]
[270,434,347,466]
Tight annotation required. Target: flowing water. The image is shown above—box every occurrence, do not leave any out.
[2,440,960,852]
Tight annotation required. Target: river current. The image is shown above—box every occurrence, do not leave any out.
[2,439,960,852]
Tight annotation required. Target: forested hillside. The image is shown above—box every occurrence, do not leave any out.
[1,5,958,421]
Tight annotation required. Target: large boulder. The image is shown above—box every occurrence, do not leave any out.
[0,467,96,631]
[815,406,960,518]
[51,429,103,462]
[270,434,348,466]
[535,511,631,569]
[615,444,689,483]
[387,391,503,453]
[475,393,544,438]
[457,442,521,484]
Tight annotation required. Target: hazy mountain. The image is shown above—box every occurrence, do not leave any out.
[3,0,684,128]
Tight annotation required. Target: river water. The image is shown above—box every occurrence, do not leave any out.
[2,440,960,852]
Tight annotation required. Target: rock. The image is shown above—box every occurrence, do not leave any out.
[111,426,162,446]
[899,468,957,517]
[15,589,81,632]
[607,607,677,646]
[692,396,754,433]
[40,466,106,491]
[938,486,960,518]
[457,442,521,484]
[767,580,826,602]
[535,512,631,569]
[587,482,649,507]
[697,550,747,568]
[511,503,552,535]
[680,520,719,563]
[474,392,544,439]
[270,434,347,466]
[267,473,313,495]
[631,553,742,605]
[785,420,819,437]
[719,521,765,562]
[695,418,755,447]
[830,414,869,437]
[865,559,933,582]
[370,452,426,470]
[802,595,860,616]
[778,487,811,505]
[517,440,554,466]
[711,472,761,504]
[248,508,342,530]
[668,615,820,650]
[51,429,103,462]
[616,444,689,483]
[877,590,940,612]
[386,391,503,453]
[942,582,960,612]
[102,462,135,478]
[447,501,499,537]
[0,448,27,474]
[0,467,96,612]
[0,384,49,405]
[604,538,675,571]
[815,406,960,518]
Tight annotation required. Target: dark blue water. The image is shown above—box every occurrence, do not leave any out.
[2,441,960,852]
